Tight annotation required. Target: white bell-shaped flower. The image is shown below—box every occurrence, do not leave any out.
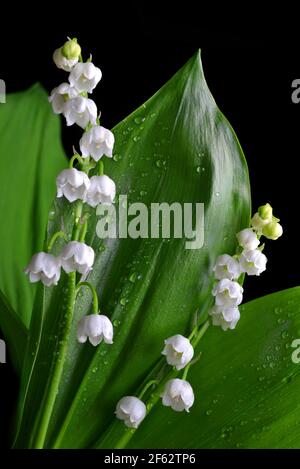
[209,305,240,331]
[48,83,78,115]
[240,249,267,276]
[56,168,90,203]
[24,252,61,286]
[69,62,102,93]
[213,254,241,280]
[212,279,243,308]
[53,48,79,72]
[63,96,97,129]
[79,125,114,161]
[236,228,260,251]
[161,379,194,412]
[85,175,116,208]
[77,314,113,346]
[115,396,146,429]
[162,334,194,370]
[60,241,95,275]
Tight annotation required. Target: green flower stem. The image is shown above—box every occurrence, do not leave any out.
[32,200,85,448]
[98,160,104,175]
[69,154,85,169]
[72,201,84,240]
[190,319,210,349]
[76,281,99,314]
[181,361,192,381]
[79,219,88,242]
[137,380,158,400]
[47,231,68,252]
[32,271,77,449]
[101,320,210,450]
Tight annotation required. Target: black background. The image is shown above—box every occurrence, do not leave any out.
[0,5,299,450]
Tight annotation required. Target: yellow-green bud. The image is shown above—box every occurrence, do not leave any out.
[262,221,283,240]
[258,203,273,221]
[251,212,269,232]
[62,39,81,60]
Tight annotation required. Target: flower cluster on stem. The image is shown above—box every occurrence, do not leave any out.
[209,203,283,331]
[25,37,116,349]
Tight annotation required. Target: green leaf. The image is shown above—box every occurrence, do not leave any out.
[14,51,251,448]
[118,287,300,449]
[0,84,67,327]
[0,289,27,374]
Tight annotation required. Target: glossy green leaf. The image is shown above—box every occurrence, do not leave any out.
[0,84,67,328]
[120,287,300,449]
[14,51,251,448]
[0,290,27,374]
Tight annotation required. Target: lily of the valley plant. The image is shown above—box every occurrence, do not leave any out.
[22,39,284,448]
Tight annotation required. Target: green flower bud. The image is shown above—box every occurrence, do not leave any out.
[251,212,269,232]
[258,203,273,221]
[262,221,283,240]
[62,38,81,60]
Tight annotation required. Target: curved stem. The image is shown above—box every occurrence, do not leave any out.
[137,380,158,400]
[181,361,192,381]
[69,154,85,169]
[47,231,68,252]
[76,281,99,314]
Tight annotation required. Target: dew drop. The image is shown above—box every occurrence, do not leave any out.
[113,319,121,327]
[133,135,140,143]
[49,210,56,220]
[134,116,145,125]
[215,191,220,197]
[113,154,121,162]
[129,272,137,283]
[281,331,289,339]
[120,298,127,306]
[206,409,212,416]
